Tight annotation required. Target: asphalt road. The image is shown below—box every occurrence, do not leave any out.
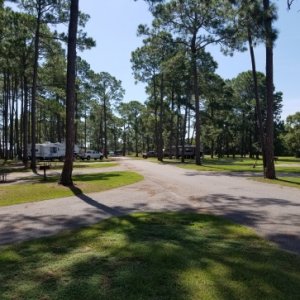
[0,158,299,254]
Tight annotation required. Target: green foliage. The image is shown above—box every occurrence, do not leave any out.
[284,112,300,157]
[118,101,146,155]
[1,213,299,299]
[0,0,292,168]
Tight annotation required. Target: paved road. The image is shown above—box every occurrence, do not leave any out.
[0,158,299,254]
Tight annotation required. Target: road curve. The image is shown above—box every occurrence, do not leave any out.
[0,157,299,254]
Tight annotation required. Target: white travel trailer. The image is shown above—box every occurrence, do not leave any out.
[28,142,80,161]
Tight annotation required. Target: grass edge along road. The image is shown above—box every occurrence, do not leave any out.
[0,212,299,299]
[0,161,119,173]
[143,156,300,189]
[0,171,143,207]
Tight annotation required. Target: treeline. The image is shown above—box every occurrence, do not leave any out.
[0,1,125,164]
[128,0,300,180]
[127,70,286,160]
[1,1,299,179]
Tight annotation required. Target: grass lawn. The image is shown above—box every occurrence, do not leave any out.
[253,176,300,189]
[0,171,143,207]
[275,156,300,164]
[158,156,300,173]
[0,212,299,300]
[49,161,118,170]
[147,156,260,171]
[0,160,118,173]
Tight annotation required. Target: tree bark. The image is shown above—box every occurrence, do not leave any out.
[263,0,276,179]
[104,95,108,158]
[30,3,42,172]
[157,74,164,162]
[22,72,29,168]
[248,27,266,172]
[60,0,79,186]
[191,36,202,165]
[3,71,9,160]
[122,124,126,156]
[168,86,175,159]
[181,96,188,163]
[22,75,29,167]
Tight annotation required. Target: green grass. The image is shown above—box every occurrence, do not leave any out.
[151,156,300,189]
[161,156,300,173]
[275,166,300,174]
[253,176,300,189]
[0,171,143,207]
[148,156,263,172]
[0,160,118,174]
[0,212,299,300]
[49,161,118,170]
[275,156,300,164]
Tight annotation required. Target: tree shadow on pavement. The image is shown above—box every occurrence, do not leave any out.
[69,185,121,216]
[191,193,300,254]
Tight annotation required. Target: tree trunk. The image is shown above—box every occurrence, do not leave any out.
[191,38,202,165]
[248,27,266,171]
[9,74,14,159]
[168,86,175,159]
[157,74,164,162]
[14,76,20,159]
[175,102,181,158]
[30,4,42,172]
[122,124,126,156]
[113,124,117,153]
[84,106,87,151]
[181,97,188,163]
[22,75,29,167]
[210,140,214,158]
[135,124,139,157]
[263,0,276,179]
[152,76,159,158]
[60,0,79,186]
[104,95,108,158]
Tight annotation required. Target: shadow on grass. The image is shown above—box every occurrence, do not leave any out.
[1,213,299,299]
[72,172,121,182]
[17,172,122,185]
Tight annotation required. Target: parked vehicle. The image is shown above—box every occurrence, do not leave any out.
[79,150,103,160]
[142,150,157,159]
[28,142,80,161]
[163,145,199,159]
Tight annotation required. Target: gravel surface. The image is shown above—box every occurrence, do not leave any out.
[0,157,299,254]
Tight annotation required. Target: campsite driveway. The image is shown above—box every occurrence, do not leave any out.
[0,157,299,254]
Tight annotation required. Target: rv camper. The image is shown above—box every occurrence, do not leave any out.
[28,142,80,161]
[163,145,202,159]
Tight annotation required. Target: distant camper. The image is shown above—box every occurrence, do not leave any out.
[163,145,202,159]
[28,142,80,161]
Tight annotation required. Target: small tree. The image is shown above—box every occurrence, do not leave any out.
[90,72,124,158]
[144,0,235,165]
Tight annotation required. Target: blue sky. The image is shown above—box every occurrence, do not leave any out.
[79,0,299,120]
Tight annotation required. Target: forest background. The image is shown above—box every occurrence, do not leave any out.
[0,0,299,179]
